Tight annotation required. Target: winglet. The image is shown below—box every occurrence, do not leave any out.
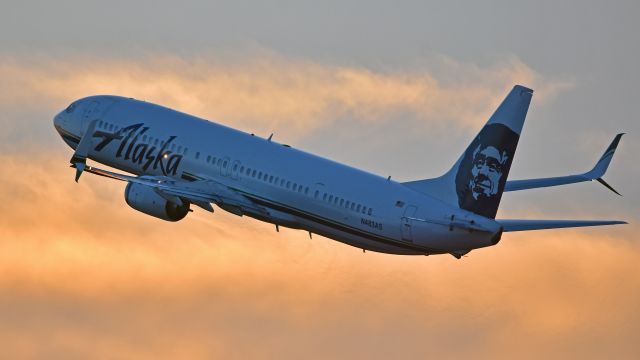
[596,178,621,196]
[586,133,624,195]
[69,120,97,182]
[586,133,624,178]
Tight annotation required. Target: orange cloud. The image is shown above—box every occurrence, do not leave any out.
[0,149,637,359]
[0,54,633,359]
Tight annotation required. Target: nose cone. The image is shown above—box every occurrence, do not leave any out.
[53,110,65,131]
[53,102,82,149]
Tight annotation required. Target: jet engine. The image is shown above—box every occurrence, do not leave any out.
[124,182,190,221]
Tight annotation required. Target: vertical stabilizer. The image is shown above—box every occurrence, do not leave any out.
[403,85,533,218]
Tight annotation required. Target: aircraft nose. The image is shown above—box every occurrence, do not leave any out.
[53,111,64,129]
[54,101,79,132]
[53,101,84,150]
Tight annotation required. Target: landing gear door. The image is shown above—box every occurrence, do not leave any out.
[401,205,418,242]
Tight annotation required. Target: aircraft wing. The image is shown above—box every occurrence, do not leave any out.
[81,164,218,211]
[497,219,627,232]
[79,162,272,216]
[505,133,624,194]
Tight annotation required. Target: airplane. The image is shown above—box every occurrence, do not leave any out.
[53,85,626,258]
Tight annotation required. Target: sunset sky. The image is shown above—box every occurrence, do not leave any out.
[0,1,638,358]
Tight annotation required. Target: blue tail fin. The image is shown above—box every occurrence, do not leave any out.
[403,85,533,218]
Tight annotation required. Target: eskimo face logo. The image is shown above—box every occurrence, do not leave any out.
[92,123,183,176]
[469,144,509,199]
[455,123,518,218]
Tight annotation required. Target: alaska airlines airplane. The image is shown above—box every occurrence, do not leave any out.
[53,85,626,258]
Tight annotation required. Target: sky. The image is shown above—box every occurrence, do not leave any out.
[0,1,638,358]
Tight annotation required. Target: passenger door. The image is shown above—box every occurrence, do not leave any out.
[231,160,241,180]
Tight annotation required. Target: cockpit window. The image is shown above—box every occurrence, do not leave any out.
[65,103,76,114]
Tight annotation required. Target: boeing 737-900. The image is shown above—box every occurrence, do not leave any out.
[53,85,626,258]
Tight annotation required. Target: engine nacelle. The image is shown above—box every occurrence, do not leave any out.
[124,182,190,222]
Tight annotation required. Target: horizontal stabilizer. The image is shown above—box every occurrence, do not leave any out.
[498,219,627,232]
[505,133,624,194]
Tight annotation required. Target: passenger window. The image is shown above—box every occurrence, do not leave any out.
[357,204,361,212]
[328,195,333,202]
[258,171,262,179]
[314,190,319,199]
[368,208,372,216]
[280,179,285,187]
[233,163,238,171]
[269,175,274,183]
[323,193,327,201]
[345,201,350,208]
[217,159,222,166]
[298,187,303,193]
[195,152,200,159]
[207,155,211,163]
[340,199,344,207]
[287,181,291,189]
[350,203,355,210]
[240,166,244,173]
[305,187,309,195]
[184,148,188,156]
[223,160,228,168]
[155,139,159,146]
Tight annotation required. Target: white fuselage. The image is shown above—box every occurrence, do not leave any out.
[54,96,503,255]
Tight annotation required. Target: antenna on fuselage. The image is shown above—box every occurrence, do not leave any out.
[267,133,274,142]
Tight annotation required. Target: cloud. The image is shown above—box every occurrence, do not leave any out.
[0,54,570,140]
[0,149,637,359]
[0,54,634,359]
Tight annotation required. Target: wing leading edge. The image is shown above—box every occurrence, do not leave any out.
[505,133,624,194]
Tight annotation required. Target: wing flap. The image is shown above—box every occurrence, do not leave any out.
[498,219,627,232]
